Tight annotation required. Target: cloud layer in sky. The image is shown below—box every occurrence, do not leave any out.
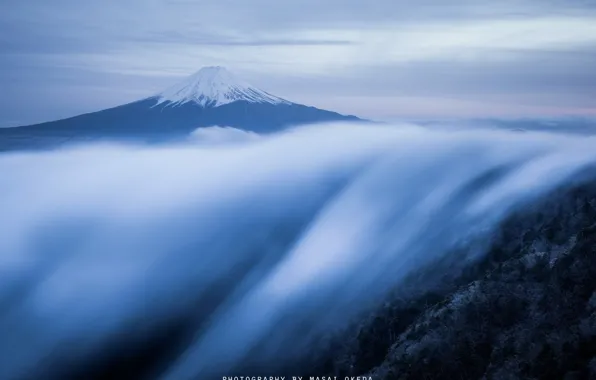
[1,0,596,126]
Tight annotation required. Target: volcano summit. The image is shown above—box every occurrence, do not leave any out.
[0,66,362,151]
[155,66,291,108]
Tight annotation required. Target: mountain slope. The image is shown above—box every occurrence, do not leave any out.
[298,181,596,380]
[0,67,362,151]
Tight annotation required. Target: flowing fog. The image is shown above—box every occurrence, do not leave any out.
[1,122,596,379]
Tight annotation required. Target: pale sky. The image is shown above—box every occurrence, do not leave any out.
[1,0,596,126]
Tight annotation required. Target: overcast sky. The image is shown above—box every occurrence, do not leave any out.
[1,0,596,126]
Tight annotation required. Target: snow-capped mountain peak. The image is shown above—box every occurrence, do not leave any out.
[155,66,290,108]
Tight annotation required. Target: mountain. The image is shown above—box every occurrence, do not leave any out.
[156,65,290,108]
[0,66,363,151]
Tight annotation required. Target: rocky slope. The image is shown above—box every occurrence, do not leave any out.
[306,178,596,379]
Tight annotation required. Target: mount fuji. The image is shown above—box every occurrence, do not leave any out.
[0,66,362,151]
[156,66,291,108]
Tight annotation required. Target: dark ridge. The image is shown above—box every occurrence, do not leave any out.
[299,176,596,379]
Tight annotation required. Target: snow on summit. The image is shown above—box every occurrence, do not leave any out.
[155,66,291,108]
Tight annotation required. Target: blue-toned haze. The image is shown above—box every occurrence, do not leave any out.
[1,0,596,127]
